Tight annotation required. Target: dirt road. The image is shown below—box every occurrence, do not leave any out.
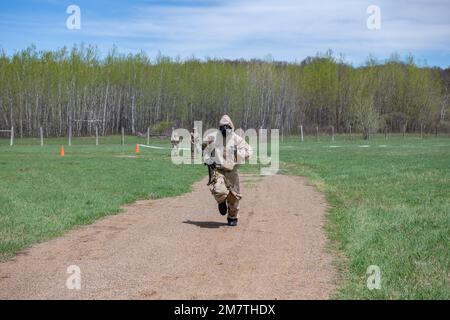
[0,174,335,299]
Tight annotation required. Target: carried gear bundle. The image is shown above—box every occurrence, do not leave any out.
[204,152,230,201]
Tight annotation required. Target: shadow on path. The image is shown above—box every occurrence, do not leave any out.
[183,220,228,229]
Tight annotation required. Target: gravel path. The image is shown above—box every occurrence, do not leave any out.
[0,174,335,299]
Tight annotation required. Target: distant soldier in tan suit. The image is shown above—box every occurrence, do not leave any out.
[203,115,252,226]
[171,127,181,151]
[191,127,202,159]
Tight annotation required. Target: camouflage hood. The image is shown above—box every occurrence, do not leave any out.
[219,115,235,130]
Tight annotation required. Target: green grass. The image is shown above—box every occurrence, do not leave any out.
[279,135,450,299]
[0,133,449,299]
[0,137,204,261]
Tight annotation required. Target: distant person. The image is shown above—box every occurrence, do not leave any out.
[202,115,252,226]
[191,127,202,158]
[171,127,181,150]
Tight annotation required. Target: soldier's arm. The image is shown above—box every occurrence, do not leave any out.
[235,136,252,163]
[202,135,215,150]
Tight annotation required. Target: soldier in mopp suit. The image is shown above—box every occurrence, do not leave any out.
[203,115,252,226]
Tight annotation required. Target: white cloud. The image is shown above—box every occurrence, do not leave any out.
[2,0,450,65]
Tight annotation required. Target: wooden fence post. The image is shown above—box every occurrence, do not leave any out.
[300,125,304,142]
[10,126,14,146]
[40,127,44,147]
[68,125,72,146]
[121,127,125,146]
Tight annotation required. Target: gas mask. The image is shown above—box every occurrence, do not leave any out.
[219,125,232,138]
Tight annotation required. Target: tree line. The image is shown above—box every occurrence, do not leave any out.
[0,45,449,139]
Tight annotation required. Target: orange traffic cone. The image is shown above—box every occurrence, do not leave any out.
[60,146,65,157]
[135,144,140,154]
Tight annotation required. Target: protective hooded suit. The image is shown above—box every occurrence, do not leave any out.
[203,115,253,222]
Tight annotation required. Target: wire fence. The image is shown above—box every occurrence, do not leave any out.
[1,124,449,147]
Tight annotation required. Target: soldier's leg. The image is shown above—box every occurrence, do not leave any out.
[226,192,240,223]
[210,173,229,215]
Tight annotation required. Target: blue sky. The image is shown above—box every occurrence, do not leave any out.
[1,0,449,67]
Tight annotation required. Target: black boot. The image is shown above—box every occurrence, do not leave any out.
[227,218,238,226]
[218,201,227,215]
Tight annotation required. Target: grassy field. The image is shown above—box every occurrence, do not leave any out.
[0,136,205,261]
[279,135,450,299]
[0,133,449,299]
